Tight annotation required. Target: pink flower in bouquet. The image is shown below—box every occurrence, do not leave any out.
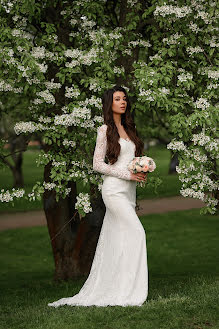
[133,157,139,165]
[128,157,139,171]
[135,164,142,172]
[148,159,156,172]
[142,164,149,172]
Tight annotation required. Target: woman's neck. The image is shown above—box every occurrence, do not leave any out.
[113,113,122,127]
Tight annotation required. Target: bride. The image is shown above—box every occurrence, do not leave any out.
[48,86,148,307]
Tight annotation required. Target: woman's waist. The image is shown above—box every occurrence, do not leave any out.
[102,174,136,185]
[108,162,129,170]
[102,175,136,192]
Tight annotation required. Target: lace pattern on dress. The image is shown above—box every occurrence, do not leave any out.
[93,124,132,181]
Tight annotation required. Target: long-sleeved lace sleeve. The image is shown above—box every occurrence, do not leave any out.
[93,124,132,180]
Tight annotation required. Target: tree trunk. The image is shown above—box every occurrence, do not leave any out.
[168,151,179,174]
[43,163,105,280]
[12,152,24,188]
[216,190,219,212]
[211,158,219,213]
[3,135,27,188]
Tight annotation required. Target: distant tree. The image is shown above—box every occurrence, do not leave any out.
[0,95,31,187]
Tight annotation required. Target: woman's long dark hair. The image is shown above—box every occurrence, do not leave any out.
[102,85,144,165]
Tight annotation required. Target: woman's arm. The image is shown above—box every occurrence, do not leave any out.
[93,124,132,180]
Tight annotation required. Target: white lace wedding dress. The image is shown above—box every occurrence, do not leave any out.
[48,124,148,307]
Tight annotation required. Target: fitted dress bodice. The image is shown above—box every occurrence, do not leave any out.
[107,138,136,173]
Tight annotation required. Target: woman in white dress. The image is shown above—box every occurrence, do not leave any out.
[48,86,148,308]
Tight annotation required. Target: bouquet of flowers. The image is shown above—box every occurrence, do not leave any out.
[128,156,156,187]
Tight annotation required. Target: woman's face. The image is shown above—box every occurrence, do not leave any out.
[111,91,127,114]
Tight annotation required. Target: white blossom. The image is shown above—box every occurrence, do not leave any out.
[52,160,66,167]
[109,31,123,40]
[149,54,162,61]
[79,96,102,109]
[205,196,218,208]
[0,188,25,202]
[14,121,37,134]
[64,49,81,58]
[163,32,182,45]
[159,87,170,94]
[93,116,104,123]
[127,0,138,7]
[38,116,52,124]
[205,140,219,153]
[33,98,43,105]
[191,131,210,146]
[45,80,61,90]
[98,183,103,191]
[0,80,23,93]
[80,16,96,29]
[75,192,92,214]
[65,60,79,68]
[188,21,201,33]
[138,88,154,101]
[70,19,77,25]
[37,90,56,104]
[64,48,98,66]
[194,10,211,24]
[207,70,219,80]
[35,62,48,73]
[54,107,94,128]
[63,139,76,147]
[186,46,204,56]
[192,149,208,163]
[31,46,46,59]
[194,97,210,110]
[88,79,102,92]
[167,140,187,151]
[180,188,205,201]
[154,5,192,18]
[65,86,80,98]
[113,66,125,75]
[209,37,219,48]
[65,187,71,196]
[124,48,132,56]
[43,182,56,190]
[128,40,151,47]
[207,83,218,90]
[177,72,193,82]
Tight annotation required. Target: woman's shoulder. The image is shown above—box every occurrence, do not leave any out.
[97,124,107,133]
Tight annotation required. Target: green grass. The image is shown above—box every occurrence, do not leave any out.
[0,209,219,329]
[0,144,181,213]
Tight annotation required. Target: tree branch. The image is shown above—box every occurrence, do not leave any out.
[0,155,14,170]
[3,148,27,159]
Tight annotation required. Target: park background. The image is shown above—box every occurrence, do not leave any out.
[0,0,218,328]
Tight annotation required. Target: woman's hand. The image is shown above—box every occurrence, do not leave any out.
[130,172,148,182]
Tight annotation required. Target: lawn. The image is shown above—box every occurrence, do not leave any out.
[0,144,182,214]
[0,208,219,329]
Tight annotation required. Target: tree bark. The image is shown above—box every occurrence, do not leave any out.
[12,152,24,187]
[2,135,27,188]
[168,151,179,174]
[43,162,106,280]
[211,158,219,213]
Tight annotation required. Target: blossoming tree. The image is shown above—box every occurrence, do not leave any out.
[0,0,218,279]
